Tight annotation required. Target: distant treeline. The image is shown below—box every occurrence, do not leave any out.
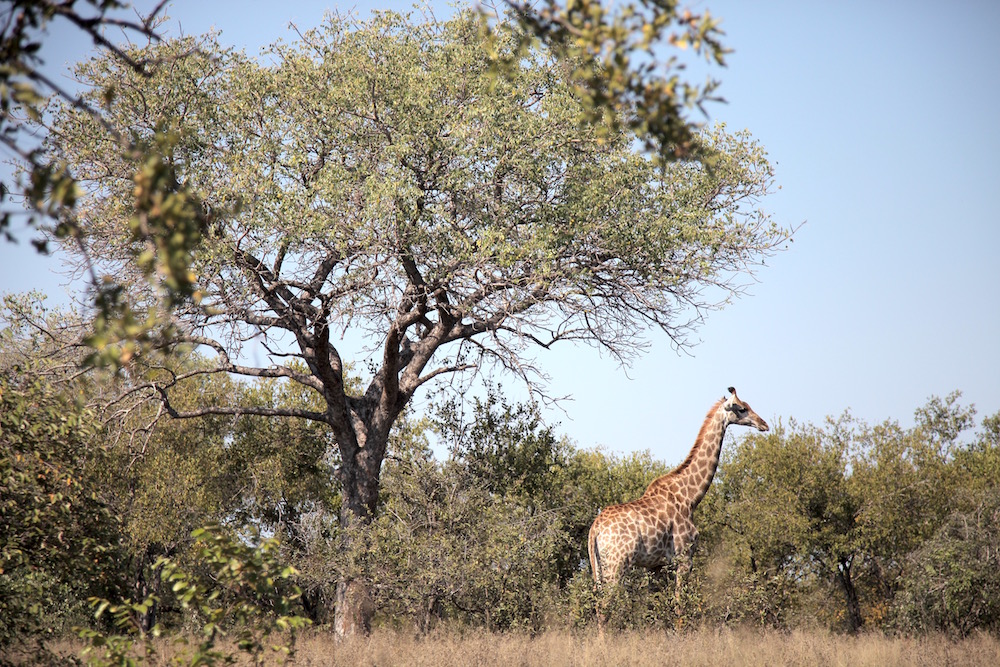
[2,351,999,661]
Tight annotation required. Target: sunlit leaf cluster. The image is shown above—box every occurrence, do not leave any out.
[489,0,728,160]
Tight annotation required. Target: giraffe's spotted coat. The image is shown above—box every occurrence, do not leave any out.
[588,388,769,609]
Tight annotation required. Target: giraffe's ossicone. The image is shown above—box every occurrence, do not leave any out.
[588,387,769,612]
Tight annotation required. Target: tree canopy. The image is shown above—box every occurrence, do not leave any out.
[3,0,733,366]
[48,7,785,384]
[493,0,728,159]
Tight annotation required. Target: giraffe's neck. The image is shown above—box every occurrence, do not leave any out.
[666,401,729,508]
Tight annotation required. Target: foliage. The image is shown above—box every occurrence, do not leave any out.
[229,374,340,538]
[0,369,124,658]
[435,389,573,504]
[2,1,150,243]
[46,6,785,383]
[701,419,879,631]
[889,491,1000,637]
[228,372,350,625]
[889,412,1000,637]
[699,394,996,634]
[78,525,310,666]
[949,410,1000,495]
[4,331,1000,645]
[357,395,673,631]
[80,124,212,369]
[2,1,211,368]
[9,285,999,641]
[491,0,728,160]
[368,455,568,631]
[4,0,743,371]
[280,394,672,633]
[435,391,671,584]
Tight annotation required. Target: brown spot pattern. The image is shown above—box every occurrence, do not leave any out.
[588,389,769,612]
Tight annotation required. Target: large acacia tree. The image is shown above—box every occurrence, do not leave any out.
[4,1,728,367]
[44,8,788,634]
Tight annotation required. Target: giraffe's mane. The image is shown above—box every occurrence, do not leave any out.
[645,397,725,492]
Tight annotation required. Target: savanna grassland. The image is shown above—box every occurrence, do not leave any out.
[297,629,1000,667]
[27,629,1000,667]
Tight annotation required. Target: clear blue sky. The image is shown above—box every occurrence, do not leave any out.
[2,1,998,465]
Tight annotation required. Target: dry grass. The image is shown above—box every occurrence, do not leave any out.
[15,628,999,666]
[287,628,1000,667]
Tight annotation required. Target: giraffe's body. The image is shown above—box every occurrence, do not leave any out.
[588,387,769,610]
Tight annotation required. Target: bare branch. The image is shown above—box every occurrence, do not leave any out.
[156,394,328,423]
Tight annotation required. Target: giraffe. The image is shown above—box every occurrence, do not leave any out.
[588,386,769,617]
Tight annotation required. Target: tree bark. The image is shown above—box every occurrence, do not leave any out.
[333,579,374,639]
[331,423,387,638]
[419,594,438,635]
[836,560,863,633]
[132,543,163,634]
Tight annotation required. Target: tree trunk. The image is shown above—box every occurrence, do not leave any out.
[331,424,386,638]
[333,578,374,638]
[133,543,162,633]
[419,594,438,635]
[836,560,863,633]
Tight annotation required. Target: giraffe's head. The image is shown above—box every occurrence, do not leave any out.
[722,387,769,431]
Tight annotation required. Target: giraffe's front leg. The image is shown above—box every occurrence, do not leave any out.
[672,520,698,617]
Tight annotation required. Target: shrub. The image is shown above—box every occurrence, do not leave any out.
[890,491,1000,636]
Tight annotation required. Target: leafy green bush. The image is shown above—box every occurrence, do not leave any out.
[78,525,311,666]
[0,372,124,658]
[890,491,1000,637]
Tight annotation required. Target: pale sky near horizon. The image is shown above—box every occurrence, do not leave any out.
[2,1,998,465]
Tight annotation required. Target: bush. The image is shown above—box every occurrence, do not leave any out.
[0,373,125,658]
[890,491,1000,636]
[77,525,311,666]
